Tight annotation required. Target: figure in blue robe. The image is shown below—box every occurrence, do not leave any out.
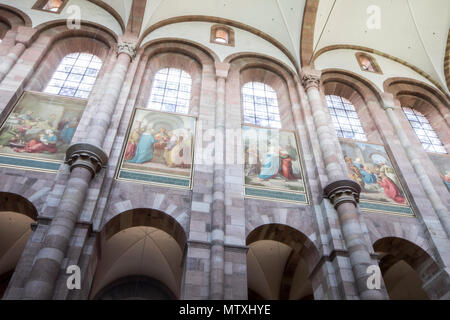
[59,120,77,144]
[127,131,156,164]
[258,149,280,179]
[359,165,377,184]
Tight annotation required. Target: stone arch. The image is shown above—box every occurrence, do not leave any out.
[0,192,38,220]
[0,191,37,299]
[227,53,299,131]
[246,223,320,300]
[373,237,450,299]
[384,77,450,152]
[0,4,32,29]
[90,208,187,300]
[133,39,217,117]
[321,68,386,143]
[100,208,187,249]
[299,0,320,67]
[0,176,51,215]
[138,16,298,73]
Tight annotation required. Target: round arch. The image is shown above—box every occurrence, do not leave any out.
[373,237,449,300]
[227,54,300,131]
[89,208,187,300]
[246,223,319,300]
[0,4,32,29]
[0,192,37,299]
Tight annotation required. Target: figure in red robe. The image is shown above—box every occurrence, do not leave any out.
[378,172,406,204]
[15,130,58,154]
[279,149,297,180]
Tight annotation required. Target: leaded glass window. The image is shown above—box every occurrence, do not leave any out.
[242,82,281,128]
[326,95,367,141]
[44,53,102,99]
[403,107,446,154]
[148,68,192,114]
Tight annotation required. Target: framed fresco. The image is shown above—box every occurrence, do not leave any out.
[339,139,413,216]
[242,125,308,204]
[0,91,87,172]
[428,153,450,191]
[116,108,196,189]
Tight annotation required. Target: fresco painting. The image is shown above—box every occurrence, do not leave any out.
[117,108,196,188]
[0,91,86,169]
[242,125,307,203]
[340,139,412,214]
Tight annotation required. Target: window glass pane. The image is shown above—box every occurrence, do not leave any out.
[402,107,447,154]
[241,82,281,128]
[148,68,191,114]
[43,53,102,99]
[325,95,367,141]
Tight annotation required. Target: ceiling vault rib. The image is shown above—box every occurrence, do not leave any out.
[275,0,299,63]
[309,0,337,65]
[313,44,450,98]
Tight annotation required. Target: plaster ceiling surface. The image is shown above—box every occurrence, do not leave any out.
[247,240,292,300]
[140,0,306,65]
[314,0,450,93]
[90,226,183,299]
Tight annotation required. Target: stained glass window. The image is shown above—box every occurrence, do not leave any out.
[148,68,191,114]
[44,53,102,99]
[242,82,281,128]
[403,107,447,154]
[326,95,367,141]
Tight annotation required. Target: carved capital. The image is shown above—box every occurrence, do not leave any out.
[65,143,108,178]
[300,67,322,91]
[117,42,136,59]
[324,179,361,208]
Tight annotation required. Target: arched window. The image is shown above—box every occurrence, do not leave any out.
[242,82,281,128]
[33,0,66,13]
[355,52,382,74]
[326,95,367,141]
[148,68,192,114]
[43,53,102,99]
[215,29,229,44]
[210,25,235,46]
[402,107,447,154]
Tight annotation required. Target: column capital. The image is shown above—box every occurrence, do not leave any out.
[117,41,137,59]
[65,143,108,178]
[215,62,230,79]
[15,26,38,47]
[380,92,400,111]
[300,67,322,90]
[324,179,361,208]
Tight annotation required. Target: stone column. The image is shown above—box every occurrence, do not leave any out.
[300,67,385,300]
[382,97,450,239]
[0,27,37,83]
[85,42,136,148]
[22,42,135,300]
[209,63,230,299]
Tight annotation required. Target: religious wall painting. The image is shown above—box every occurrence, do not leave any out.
[339,139,413,216]
[0,91,86,172]
[116,108,196,189]
[428,153,450,191]
[242,125,308,203]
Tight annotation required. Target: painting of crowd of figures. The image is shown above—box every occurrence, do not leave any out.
[116,108,196,189]
[242,125,307,203]
[0,91,86,171]
[340,139,413,215]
